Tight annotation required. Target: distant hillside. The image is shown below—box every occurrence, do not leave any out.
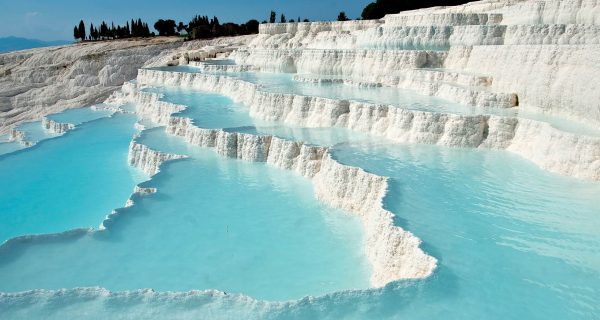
[0,37,71,53]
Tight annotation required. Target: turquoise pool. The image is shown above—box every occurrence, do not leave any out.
[1,68,599,319]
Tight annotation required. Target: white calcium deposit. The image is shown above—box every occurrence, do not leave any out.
[225,0,600,127]
[133,69,600,181]
[0,36,255,134]
[118,85,437,287]
[41,117,75,134]
[3,0,599,290]
[108,0,600,285]
[127,140,187,176]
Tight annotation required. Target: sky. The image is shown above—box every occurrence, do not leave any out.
[0,0,373,41]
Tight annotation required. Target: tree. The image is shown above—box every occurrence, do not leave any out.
[245,19,260,34]
[78,20,86,41]
[280,14,286,23]
[269,11,276,23]
[92,26,99,40]
[73,26,80,40]
[177,22,187,33]
[337,11,349,21]
[100,21,108,39]
[361,0,473,20]
[154,19,177,36]
[303,19,310,22]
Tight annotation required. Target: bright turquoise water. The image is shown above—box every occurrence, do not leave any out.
[0,134,24,156]
[46,106,113,125]
[329,142,600,319]
[0,129,370,301]
[145,86,371,146]
[151,65,600,136]
[151,66,474,115]
[0,113,143,241]
[1,70,600,319]
[142,87,259,129]
[0,141,24,156]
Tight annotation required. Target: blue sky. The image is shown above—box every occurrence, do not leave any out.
[0,0,373,41]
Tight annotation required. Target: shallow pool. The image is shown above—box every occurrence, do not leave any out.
[1,68,599,319]
[0,113,143,241]
[0,130,370,301]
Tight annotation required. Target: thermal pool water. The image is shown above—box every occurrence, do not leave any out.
[0,66,599,319]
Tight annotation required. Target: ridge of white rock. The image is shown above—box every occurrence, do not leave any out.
[134,69,600,181]
[143,35,256,68]
[100,141,183,231]
[41,117,75,134]
[8,127,30,146]
[116,83,437,287]
[0,228,93,252]
[230,49,447,78]
[127,140,187,176]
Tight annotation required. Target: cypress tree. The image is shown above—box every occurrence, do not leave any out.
[78,20,86,40]
[269,11,276,23]
[73,26,79,40]
[280,14,286,23]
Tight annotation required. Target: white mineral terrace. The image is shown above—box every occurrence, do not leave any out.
[111,84,437,287]
[131,69,600,181]
[2,0,600,289]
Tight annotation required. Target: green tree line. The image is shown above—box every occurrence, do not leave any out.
[74,18,151,41]
[361,0,473,19]
[73,1,471,43]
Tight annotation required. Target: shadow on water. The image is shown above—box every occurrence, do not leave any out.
[272,265,459,320]
[0,229,90,269]
[382,177,444,266]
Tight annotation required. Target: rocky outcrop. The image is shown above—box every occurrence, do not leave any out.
[127,141,187,176]
[0,38,183,134]
[41,117,75,134]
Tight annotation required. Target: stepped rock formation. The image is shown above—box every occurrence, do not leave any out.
[232,0,600,126]
[0,36,254,134]
[117,87,437,287]
[1,0,599,289]
[110,0,600,284]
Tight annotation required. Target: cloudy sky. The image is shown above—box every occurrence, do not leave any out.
[0,0,373,41]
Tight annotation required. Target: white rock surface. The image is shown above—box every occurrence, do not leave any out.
[0,36,256,134]
[118,83,437,286]
[134,69,600,181]
[0,39,181,133]
[41,117,75,134]
[3,0,600,289]
[127,140,186,176]
[230,0,600,125]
